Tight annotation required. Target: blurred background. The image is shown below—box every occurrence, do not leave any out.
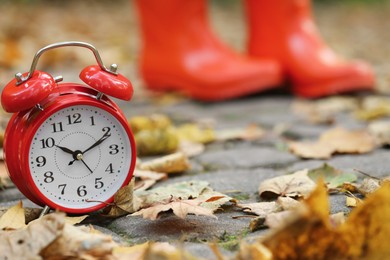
[1,0,390,98]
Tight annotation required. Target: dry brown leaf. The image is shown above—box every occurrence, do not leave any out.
[238,202,282,218]
[131,197,218,220]
[104,180,135,217]
[354,96,390,121]
[40,222,115,259]
[0,201,26,230]
[329,212,346,227]
[138,152,191,174]
[250,181,390,259]
[0,213,64,259]
[289,127,376,159]
[114,241,198,260]
[368,120,390,146]
[335,182,390,259]
[0,161,11,189]
[258,169,316,199]
[134,169,167,191]
[288,141,334,159]
[64,215,88,225]
[292,97,357,124]
[237,242,272,260]
[345,196,362,207]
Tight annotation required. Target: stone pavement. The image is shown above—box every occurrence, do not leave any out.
[1,93,389,259]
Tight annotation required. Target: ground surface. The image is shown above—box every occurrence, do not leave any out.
[1,1,390,259]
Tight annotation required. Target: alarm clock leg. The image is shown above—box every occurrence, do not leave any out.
[39,205,51,218]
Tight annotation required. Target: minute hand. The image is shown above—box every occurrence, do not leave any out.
[83,133,111,154]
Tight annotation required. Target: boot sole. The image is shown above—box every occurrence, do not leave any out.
[143,73,283,101]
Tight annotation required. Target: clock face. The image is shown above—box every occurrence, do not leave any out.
[28,104,132,210]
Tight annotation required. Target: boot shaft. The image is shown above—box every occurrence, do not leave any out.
[136,0,210,50]
[245,0,319,58]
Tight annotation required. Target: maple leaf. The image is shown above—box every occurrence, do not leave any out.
[131,197,218,220]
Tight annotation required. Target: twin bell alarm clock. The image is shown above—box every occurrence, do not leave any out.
[1,41,136,214]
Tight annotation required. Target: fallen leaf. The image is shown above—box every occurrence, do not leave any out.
[307,163,357,189]
[368,120,390,146]
[178,141,205,157]
[354,96,390,121]
[135,127,179,156]
[288,141,334,159]
[258,169,316,199]
[176,123,216,144]
[289,127,376,159]
[237,242,273,260]
[0,201,26,230]
[249,181,390,259]
[134,169,167,191]
[134,180,210,211]
[357,177,382,196]
[138,152,191,174]
[292,97,357,124]
[345,196,362,207]
[329,212,346,227]
[131,197,218,220]
[0,213,64,259]
[335,182,390,259]
[114,241,198,260]
[64,215,88,225]
[0,161,11,189]
[215,124,265,141]
[104,180,135,217]
[238,201,282,218]
[129,114,172,134]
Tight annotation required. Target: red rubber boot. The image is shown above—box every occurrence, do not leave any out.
[135,0,283,101]
[245,0,375,98]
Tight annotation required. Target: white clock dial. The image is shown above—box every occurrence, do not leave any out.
[28,105,132,209]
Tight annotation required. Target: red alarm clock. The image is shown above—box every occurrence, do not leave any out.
[1,42,136,214]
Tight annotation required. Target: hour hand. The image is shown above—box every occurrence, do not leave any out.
[55,145,75,155]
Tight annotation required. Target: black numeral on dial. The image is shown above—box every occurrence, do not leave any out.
[44,171,54,183]
[77,185,87,197]
[36,156,46,167]
[67,113,82,125]
[40,138,55,149]
[51,122,64,133]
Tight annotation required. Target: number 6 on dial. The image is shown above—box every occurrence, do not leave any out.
[1,42,136,214]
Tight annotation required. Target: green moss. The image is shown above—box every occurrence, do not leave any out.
[218,229,249,252]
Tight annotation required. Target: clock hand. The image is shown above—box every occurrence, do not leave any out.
[67,151,93,173]
[68,133,111,165]
[82,132,111,154]
[55,145,75,155]
[80,159,93,173]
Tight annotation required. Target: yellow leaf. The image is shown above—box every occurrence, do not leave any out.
[138,152,191,174]
[135,127,179,156]
[0,201,26,230]
[129,114,172,134]
[64,215,88,225]
[176,123,216,144]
